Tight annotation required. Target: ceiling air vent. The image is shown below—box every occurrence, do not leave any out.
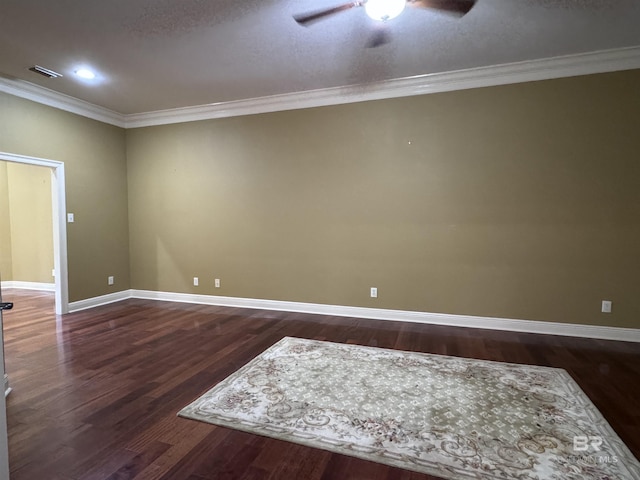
[28,65,63,78]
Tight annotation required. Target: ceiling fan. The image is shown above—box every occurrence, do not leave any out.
[294,0,477,47]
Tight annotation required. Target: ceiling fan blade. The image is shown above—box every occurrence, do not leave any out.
[294,2,363,26]
[408,0,477,17]
[366,26,392,48]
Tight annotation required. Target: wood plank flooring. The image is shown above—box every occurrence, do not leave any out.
[2,289,639,480]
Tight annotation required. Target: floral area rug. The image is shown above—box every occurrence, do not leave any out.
[178,337,640,479]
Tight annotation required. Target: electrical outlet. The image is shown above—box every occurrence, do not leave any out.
[108,276,114,286]
[370,287,378,298]
[215,278,221,288]
[52,269,56,277]
[601,300,612,313]
[67,213,74,223]
[193,277,199,286]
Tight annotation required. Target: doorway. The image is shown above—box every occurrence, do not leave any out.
[0,152,68,315]
[0,151,69,478]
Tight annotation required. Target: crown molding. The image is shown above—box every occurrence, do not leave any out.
[124,46,640,128]
[0,76,125,127]
[3,46,640,129]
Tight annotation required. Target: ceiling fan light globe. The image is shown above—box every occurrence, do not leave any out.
[365,0,406,21]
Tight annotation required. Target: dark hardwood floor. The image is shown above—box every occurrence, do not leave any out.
[2,288,639,480]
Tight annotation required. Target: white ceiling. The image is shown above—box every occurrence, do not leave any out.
[1,0,639,116]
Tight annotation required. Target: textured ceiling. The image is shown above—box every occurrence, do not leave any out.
[1,0,639,115]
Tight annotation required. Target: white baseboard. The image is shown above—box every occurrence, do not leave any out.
[62,288,640,342]
[126,289,640,343]
[68,290,132,312]
[1,281,55,292]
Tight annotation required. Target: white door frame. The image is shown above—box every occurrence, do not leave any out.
[0,348,7,479]
[0,151,69,315]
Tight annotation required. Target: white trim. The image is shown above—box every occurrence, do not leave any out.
[123,289,640,343]
[0,281,55,292]
[0,151,69,314]
[68,290,133,313]
[3,47,640,129]
[125,47,640,128]
[50,162,69,314]
[0,77,124,128]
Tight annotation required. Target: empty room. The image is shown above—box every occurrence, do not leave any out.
[0,1,639,479]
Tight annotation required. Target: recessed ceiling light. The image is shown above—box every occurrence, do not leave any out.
[75,68,96,80]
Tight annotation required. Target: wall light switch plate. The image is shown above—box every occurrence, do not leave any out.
[67,213,74,223]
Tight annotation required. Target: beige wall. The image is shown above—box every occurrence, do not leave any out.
[0,93,130,301]
[127,70,640,329]
[1,70,638,329]
[1,162,54,283]
[0,162,11,280]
